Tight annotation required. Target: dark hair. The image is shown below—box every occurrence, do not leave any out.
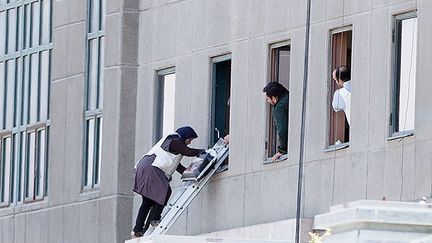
[334,65,351,82]
[262,82,288,99]
[175,126,198,141]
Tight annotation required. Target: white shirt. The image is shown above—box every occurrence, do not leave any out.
[332,81,351,125]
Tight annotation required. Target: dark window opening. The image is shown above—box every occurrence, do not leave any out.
[211,57,231,171]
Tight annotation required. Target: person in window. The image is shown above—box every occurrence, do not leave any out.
[332,65,351,125]
[263,82,289,162]
[132,126,204,238]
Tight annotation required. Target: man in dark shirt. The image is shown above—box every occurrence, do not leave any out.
[263,82,289,162]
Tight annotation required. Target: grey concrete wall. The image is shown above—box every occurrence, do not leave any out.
[134,0,432,237]
[0,0,139,242]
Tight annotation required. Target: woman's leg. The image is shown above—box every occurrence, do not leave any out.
[133,196,153,234]
[143,202,164,232]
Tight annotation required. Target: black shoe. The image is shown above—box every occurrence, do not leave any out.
[131,230,144,238]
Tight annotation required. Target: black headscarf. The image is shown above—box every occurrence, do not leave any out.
[175,126,198,141]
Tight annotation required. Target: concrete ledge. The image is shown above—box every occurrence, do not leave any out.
[200,219,312,242]
[126,235,291,243]
[315,200,432,233]
[314,200,432,243]
[126,219,313,243]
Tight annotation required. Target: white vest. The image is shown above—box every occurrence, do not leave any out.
[339,87,351,125]
[136,134,184,178]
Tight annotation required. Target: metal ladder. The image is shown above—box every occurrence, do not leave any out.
[148,138,229,236]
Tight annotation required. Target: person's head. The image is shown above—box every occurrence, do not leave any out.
[262,82,288,105]
[175,126,198,145]
[332,65,351,87]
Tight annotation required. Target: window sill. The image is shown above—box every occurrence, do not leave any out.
[14,199,49,214]
[324,143,349,152]
[79,188,101,201]
[263,154,288,165]
[388,131,414,141]
[0,205,14,216]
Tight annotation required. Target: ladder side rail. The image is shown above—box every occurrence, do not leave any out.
[151,147,229,235]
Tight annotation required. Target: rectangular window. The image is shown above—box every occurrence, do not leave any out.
[0,0,52,205]
[24,126,46,201]
[210,55,231,171]
[155,68,176,142]
[83,0,105,190]
[266,43,290,159]
[327,28,352,148]
[0,134,12,206]
[390,12,417,137]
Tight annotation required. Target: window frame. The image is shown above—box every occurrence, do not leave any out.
[209,53,232,146]
[0,131,13,207]
[82,0,105,191]
[389,11,417,139]
[154,67,176,143]
[325,26,352,151]
[264,41,290,162]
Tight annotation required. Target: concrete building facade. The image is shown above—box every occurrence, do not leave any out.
[1,0,431,242]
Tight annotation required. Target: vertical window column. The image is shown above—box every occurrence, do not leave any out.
[83,0,105,190]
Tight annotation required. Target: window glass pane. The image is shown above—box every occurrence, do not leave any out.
[90,0,100,33]
[94,117,102,185]
[13,57,21,126]
[97,37,104,109]
[36,129,45,197]
[87,39,98,111]
[0,11,6,55]
[162,73,176,137]
[6,60,15,129]
[10,134,17,203]
[99,0,104,31]
[39,50,49,121]
[85,119,95,187]
[1,137,12,203]
[397,17,417,132]
[15,6,22,52]
[7,8,17,54]
[25,132,35,199]
[21,55,29,125]
[18,131,25,201]
[278,49,290,89]
[29,53,39,124]
[31,1,40,48]
[41,0,51,44]
[23,4,30,49]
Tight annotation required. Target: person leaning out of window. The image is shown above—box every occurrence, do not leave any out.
[331,65,351,125]
[263,82,289,162]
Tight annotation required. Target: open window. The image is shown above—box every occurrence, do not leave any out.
[327,28,352,148]
[155,68,176,142]
[210,55,231,171]
[390,12,417,138]
[265,43,290,159]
